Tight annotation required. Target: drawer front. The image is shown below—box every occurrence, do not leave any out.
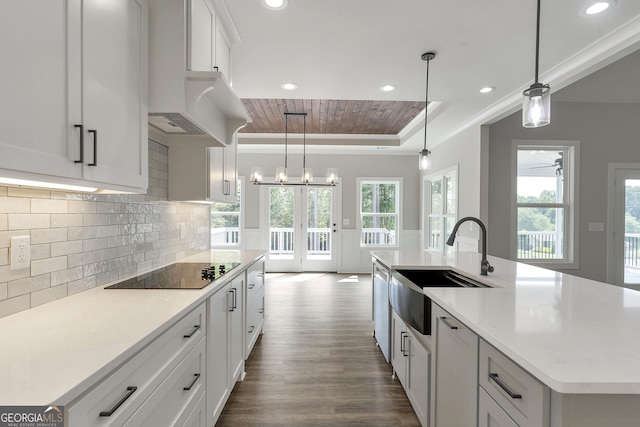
[124,337,206,427]
[246,286,265,356]
[479,339,549,427]
[479,387,519,427]
[67,303,206,426]
[246,260,265,300]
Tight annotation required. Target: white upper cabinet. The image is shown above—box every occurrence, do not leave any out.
[0,0,148,193]
[214,16,231,78]
[188,0,215,72]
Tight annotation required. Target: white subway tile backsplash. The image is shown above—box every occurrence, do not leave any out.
[0,295,30,318]
[31,256,67,276]
[31,228,68,245]
[31,284,67,308]
[0,140,210,318]
[31,199,68,214]
[51,240,83,257]
[0,197,30,213]
[51,214,83,228]
[8,274,50,298]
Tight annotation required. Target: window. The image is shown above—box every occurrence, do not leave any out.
[424,167,457,254]
[359,179,401,247]
[515,143,578,266]
[211,178,242,247]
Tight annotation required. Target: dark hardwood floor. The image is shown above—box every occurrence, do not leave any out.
[215,273,421,426]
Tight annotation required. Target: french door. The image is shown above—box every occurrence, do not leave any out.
[264,185,339,272]
[611,167,640,288]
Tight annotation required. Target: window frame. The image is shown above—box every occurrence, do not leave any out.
[511,140,580,269]
[210,176,243,248]
[357,178,402,248]
[423,166,458,254]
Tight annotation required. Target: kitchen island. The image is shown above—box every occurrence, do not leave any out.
[0,249,265,426]
[372,250,640,427]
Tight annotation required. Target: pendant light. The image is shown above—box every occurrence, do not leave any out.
[251,112,338,187]
[522,0,551,128]
[419,52,436,171]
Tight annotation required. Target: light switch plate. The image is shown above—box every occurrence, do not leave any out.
[10,235,30,270]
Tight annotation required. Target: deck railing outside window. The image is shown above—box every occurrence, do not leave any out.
[269,228,333,255]
[361,228,396,246]
[211,227,239,245]
[517,231,563,259]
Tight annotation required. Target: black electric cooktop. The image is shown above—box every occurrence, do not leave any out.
[105,262,241,290]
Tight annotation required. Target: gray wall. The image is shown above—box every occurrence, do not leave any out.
[487,101,640,282]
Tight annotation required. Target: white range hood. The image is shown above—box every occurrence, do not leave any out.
[148,0,250,147]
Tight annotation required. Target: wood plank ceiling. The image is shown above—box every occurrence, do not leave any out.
[240,99,426,135]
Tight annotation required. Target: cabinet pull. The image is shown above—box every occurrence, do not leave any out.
[74,124,84,163]
[402,333,409,357]
[99,386,137,417]
[257,272,264,277]
[489,373,522,399]
[183,373,201,391]
[224,179,231,195]
[440,316,459,330]
[232,287,237,310]
[248,283,255,289]
[183,325,201,338]
[259,308,264,313]
[88,129,97,166]
[400,331,406,355]
[248,325,255,333]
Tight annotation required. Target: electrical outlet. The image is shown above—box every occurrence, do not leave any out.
[10,235,31,270]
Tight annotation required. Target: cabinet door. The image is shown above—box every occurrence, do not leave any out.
[407,330,430,426]
[479,387,519,427]
[0,0,82,180]
[188,0,214,71]
[214,16,231,78]
[391,310,408,387]
[229,275,245,383]
[207,285,230,424]
[81,0,147,189]
[222,142,237,202]
[208,147,226,201]
[434,304,479,427]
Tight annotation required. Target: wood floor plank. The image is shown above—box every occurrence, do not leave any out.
[215,273,421,426]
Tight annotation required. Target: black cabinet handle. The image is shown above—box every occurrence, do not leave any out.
[74,124,84,163]
[88,129,97,166]
[183,373,201,391]
[440,317,459,330]
[259,308,264,313]
[489,373,522,399]
[99,386,137,417]
[224,179,231,195]
[248,325,255,333]
[232,287,237,310]
[402,333,409,357]
[400,331,406,355]
[248,283,255,289]
[183,325,201,338]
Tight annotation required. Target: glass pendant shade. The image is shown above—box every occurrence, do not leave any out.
[419,148,432,171]
[326,168,339,185]
[301,168,313,184]
[250,167,264,183]
[275,167,288,183]
[522,83,551,128]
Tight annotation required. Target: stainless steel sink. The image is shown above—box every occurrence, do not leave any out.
[389,269,488,335]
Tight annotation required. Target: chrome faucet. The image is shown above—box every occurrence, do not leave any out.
[446,217,494,276]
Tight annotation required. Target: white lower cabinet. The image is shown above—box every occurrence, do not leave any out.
[67,303,206,426]
[206,274,245,426]
[479,387,519,427]
[433,303,478,427]
[245,259,265,357]
[391,309,430,427]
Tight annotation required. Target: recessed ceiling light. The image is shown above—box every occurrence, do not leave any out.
[480,86,495,94]
[581,0,615,16]
[281,82,298,90]
[380,84,396,92]
[263,0,288,10]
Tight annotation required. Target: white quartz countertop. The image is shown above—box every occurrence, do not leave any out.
[372,250,640,395]
[0,250,265,406]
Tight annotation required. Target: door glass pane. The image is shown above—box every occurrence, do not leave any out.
[624,179,640,283]
[517,207,564,259]
[269,187,294,259]
[307,188,332,260]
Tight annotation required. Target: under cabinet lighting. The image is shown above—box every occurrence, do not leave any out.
[0,177,98,192]
[380,84,396,92]
[281,82,298,90]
